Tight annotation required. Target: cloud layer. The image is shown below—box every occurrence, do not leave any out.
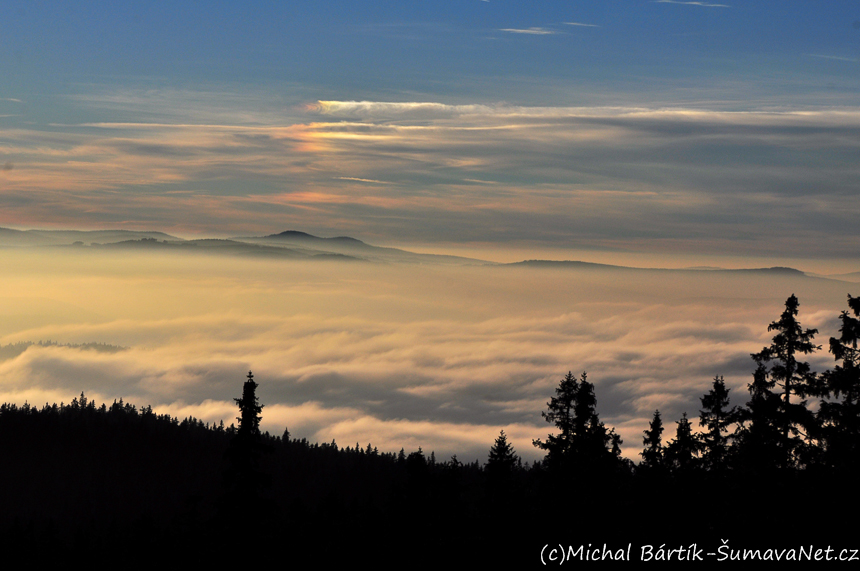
[0,249,852,461]
[2,96,859,263]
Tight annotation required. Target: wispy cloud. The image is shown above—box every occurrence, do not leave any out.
[3,92,860,257]
[498,27,558,35]
[311,100,495,118]
[564,22,600,28]
[334,176,391,184]
[806,54,859,63]
[653,0,730,7]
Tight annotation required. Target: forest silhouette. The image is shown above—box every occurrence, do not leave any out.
[0,293,857,561]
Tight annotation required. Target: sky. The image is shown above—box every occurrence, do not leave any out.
[1,1,859,461]
[1,1,859,266]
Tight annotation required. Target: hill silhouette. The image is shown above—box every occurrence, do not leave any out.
[0,227,181,247]
[2,226,856,280]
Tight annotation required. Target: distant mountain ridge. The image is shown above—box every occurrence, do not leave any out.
[0,227,182,247]
[817,271,860,283]
[97,237,363,262]
[233,230,489,265]
[0,226,853,278]
[507,259,808,275]
[266,230,366,244]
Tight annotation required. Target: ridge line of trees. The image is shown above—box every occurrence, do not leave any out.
[603,293,860,477]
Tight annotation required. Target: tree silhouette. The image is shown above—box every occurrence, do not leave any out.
[235,370,263,437]
[750,294,820,468]
[221,371,269,530]
[640,410,665,472]
[698,375,736,472]
[486,429,520,510]
[487,430,518,476]
[533,371,579,470]
[820,294,860,471]
[533,371,614,477]
[664,413,699,473]
[735,363,785,473]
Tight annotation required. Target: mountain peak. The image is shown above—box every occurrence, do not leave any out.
[265,230,366,245]
[270,230,317,239]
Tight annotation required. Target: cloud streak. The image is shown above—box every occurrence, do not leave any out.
[653,0,730,7]
[2,94,860,260]
[806,54,859,63]
[498,27,558,35]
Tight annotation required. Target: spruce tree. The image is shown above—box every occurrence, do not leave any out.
[735,363,785,473]
[533,371,579,467]
[664,413,699,473]
[235,371,263,437]
[533,371,613,475]
[487,430,518,475]
[640,410,664,471]
[486,429,520,505]
[820,294,860,470]
[750,295,820,468]
[699,375,737,472]
[222,371,268,528]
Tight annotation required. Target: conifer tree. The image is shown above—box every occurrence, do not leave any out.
[235,371,263,437]
[699,375,736,471]
[640,410,664,471]
[820,294,860,470]
[485,429,520,514]
[664,413,699,473]
[222,371,269,528]
[533,371,579,465]
[533,371,613,475]
[487,430,518,475]
[735,363,785,472]
[750,295,820,468]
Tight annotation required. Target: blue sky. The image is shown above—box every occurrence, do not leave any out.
[4,1,857,101]
[1,1,859,265]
